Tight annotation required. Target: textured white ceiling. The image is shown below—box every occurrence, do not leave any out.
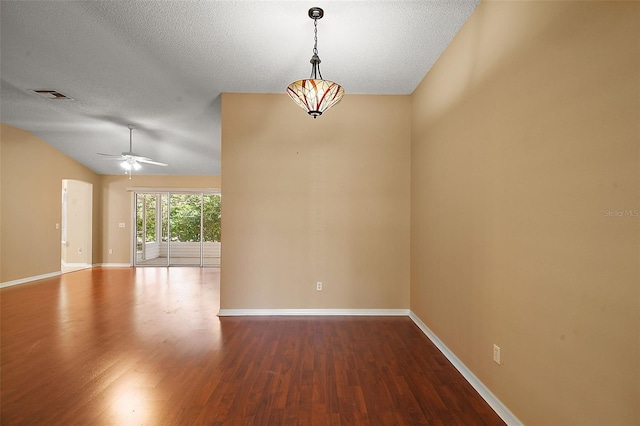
[1,1,480,176]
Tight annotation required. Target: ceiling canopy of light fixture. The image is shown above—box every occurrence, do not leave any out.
[286,7,344,119]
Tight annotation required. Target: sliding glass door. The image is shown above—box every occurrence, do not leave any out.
[168,194,201,266]
[134,191,220,267]
[136,193,167,265]
[202,194,222,267]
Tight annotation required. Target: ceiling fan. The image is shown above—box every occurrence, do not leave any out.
[98,124,167,178]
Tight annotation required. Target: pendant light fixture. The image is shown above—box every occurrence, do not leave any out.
[286,7,344,119]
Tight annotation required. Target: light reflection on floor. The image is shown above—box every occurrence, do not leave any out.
[111,379,152,425]
[2,267,223,424]
[131,267,222,353]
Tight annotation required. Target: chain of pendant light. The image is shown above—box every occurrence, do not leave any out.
[311,16,323,80]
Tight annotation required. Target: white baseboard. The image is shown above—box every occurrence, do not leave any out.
[61,261,91,268]
[94,263,132,268]
[1,271,62,288]
[408,311,522,426]
[218,308,410,317]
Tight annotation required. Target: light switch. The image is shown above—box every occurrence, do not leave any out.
[118,223,126,228]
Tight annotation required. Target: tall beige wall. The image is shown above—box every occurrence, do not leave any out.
[221,94,411,310]
[100,175,221,264]
[0,123,102,283]
[410,1,639,425]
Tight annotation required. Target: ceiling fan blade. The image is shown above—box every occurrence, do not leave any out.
[137,158,168,166]
[129,154,152,161]
[98,125,169,170]
[123,151,147,158]
[97,153,124,159]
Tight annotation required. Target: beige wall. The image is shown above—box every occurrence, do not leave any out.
[0,124,102,282]
[410,1,639,425]
[100,175,221,264]
[220,94,411,310]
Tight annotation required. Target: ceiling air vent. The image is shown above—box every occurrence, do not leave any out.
[30,89,74,100]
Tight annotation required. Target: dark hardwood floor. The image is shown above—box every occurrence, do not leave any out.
[1,268,505,425]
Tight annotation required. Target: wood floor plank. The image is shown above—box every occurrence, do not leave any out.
[1,268,505,425]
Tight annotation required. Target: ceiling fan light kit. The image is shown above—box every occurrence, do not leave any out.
[286,7,344,119]
[121,159,142,171]
[97,124,168,179]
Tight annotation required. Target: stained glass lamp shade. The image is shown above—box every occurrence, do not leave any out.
[287,78,344,119]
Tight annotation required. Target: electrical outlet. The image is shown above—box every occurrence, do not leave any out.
[108,249,113,255]
[493,344,501,365]
[316,281,323,291]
